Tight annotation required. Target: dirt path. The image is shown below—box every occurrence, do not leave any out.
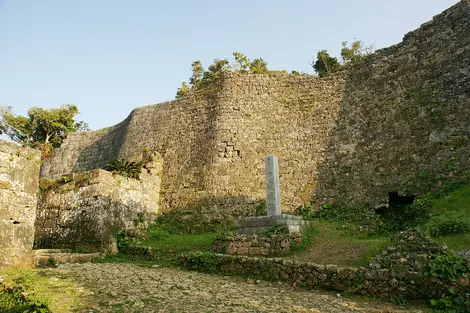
[50,263,425,313]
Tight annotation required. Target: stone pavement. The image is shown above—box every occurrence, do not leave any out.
[56,263,425,313]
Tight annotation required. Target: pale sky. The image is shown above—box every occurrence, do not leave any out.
[0,0,459,131]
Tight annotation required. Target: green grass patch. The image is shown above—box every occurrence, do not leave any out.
[0,269,84,312]
[424,184,470,252]
[430,185,470,216]
[140,224,217,256]
[286,220,391,267]
[435,233,470,252]
[105,222,219,266]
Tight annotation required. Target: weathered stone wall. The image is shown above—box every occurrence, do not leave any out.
[212,233,302,256]
[35,155,162,254]
[41,1,470,212]
[182,251,469,300]
[0,140,41,269]
[315,1,470,208]
[40,84,230,213]
[41,72,344,214]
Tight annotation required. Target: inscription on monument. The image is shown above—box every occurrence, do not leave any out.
[265,154,281,216]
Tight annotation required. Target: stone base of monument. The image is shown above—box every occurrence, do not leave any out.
[237,214,308,235]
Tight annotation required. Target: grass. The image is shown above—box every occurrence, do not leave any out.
[430,185,470,216]
[285,220,391,267]
[435,233,470,252]
[104,208,393,269]
[0,268,85,312]
[106,184,470,270]
[100,223,218,266]
[426,184,470,252]
[141,224,217,253]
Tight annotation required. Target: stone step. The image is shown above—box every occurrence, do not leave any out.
[33,250,103,268]
[34,249,72,256]
[238,215,307,228]
[237,225,302,235]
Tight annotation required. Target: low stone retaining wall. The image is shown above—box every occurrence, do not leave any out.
[181,252,469,300]
[212,234,302,256]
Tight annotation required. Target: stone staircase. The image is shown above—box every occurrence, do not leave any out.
[34,249,103,268]
[237,214,308,235]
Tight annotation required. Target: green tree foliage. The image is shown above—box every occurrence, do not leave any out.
[232,52,250,73]
[175,53,270,98]
[312,50,341,77]
[341,40,374,65]
[176,81,190,99]
[311,40,374,77]
[189,60,204,87]
[203,58,231,83]
[249,57,268,74]
[0,107,33,145]
[0,104,88,151]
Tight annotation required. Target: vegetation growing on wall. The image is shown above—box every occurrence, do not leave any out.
[176,52,269,98]
[311,40,374,76]
[0,104,88,159]
[104,159,143,179]
[176,40,373,98]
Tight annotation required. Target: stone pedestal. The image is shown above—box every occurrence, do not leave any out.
[237,214,308,235]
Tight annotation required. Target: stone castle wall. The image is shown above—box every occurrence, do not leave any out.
[41,1,470,212]
[315,1,470,207]
[36,154,162,254]
[0,140,41,269]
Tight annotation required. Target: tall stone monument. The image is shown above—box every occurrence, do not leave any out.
[237,154,307,235]
[265,154,281,216]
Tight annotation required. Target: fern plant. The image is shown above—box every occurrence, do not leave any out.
[104,159,143,179]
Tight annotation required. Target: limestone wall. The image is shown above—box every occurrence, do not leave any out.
[315,0,470,207]
[40,1,470,212]
[35,155,162,254]
[0,140,41,269]
[181,252,468,300]
[212,233,302,256]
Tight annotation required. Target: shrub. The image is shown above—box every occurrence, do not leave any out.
[430,291,470,313]
[296,202,316,220]
[116,231,130,251]
[427,211,470,237]
[0,288,50,313]
[379,196,431,232]
[427,253,469,281]
[183,252,223,273]
[104,159,143,179]
[255,200,267,216]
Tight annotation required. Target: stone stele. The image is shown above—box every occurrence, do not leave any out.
[265,154,281,216]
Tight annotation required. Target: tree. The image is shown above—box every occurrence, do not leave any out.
[176,81,190,99]
[0,104,88,156]
[189,60,204,87]
[249,58,268,74]
[0,107,33,146]
[202,58,231,83]
[233,52,251,73]
[311,50,341,77]
[341,40,374,65]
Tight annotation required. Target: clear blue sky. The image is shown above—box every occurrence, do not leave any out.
[0,0,458,131]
